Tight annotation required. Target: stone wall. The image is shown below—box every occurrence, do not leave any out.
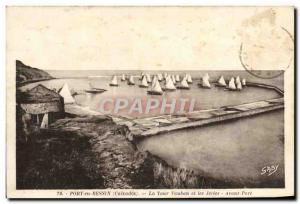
[20,101,64,115]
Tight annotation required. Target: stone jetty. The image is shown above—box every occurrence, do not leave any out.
[114,97,284,140]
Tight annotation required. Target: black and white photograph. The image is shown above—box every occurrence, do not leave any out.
[6,6,295,198]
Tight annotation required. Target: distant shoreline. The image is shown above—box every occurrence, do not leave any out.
[17,77,55,87]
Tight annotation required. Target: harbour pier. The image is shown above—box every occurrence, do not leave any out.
[114,97,284,140]
[246,82,284,96]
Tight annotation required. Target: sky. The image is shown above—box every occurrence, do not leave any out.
[7,6,294,70]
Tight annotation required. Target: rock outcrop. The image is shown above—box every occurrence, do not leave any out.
[16,60,53,85]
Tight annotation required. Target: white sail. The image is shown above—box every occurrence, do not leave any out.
[141,75,148,87]
[171,75,176,84]
[163,73,168,79]
[110,75,118,86]
[150,80,163,93]
[40,113,49,128]
[242,78,246,86]
[151,76,158,88]
[165,76,176,90]
[218,76,227,86]
[175,75,180,82]
[202,76,211,88]
[157,73,163,81]
[59,83,75,104]
[235,76,241,84]
[121,74,126,81]
[228,77,236,90]
[180,77,189,88]
[140,73,145,80]
[187,74,193,83]
[204,73,210,79]
[146,74,151,83]
[128,75,135,85]
[236,80,242,90]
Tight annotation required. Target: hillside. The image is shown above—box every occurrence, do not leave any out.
[16,60,53,85]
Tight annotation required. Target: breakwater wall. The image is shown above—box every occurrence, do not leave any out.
[246,82,284,96]
[114,97,284,140]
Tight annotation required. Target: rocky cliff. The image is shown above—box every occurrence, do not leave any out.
[16,115,203,189]
[16,60,53,85]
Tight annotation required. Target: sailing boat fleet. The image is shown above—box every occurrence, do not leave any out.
[54,72,248,120]
[105,72,247,95]
[226,76,246,91]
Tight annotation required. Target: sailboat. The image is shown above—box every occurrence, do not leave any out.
[157,73,163,81]
[164,76,176,91]
[128,75,135,85]
[139,75,149,88]
[235,76,241,84]
[235,76,242,90]
[121,74,126,81]
[147,80,163,95]
[171,75,176,84]
[236,80,242,91]
[175,75,180,82]
[186,74,193,84]
[177,77,190,89]
[59,83,76,104]
[152,75,158,85]
[163,73,168,79]
[85,82,107,93]
[146,74,151,83]
[242,78,246,86]
[228,77,236,91]
[201,75,211,88]
[217,76,227,87]
[139,73,145,80]
[204,73,210,79]
[109,75,118,86]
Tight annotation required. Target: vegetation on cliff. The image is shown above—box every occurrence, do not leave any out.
[17,115,282,189]
[16,60,53,85]
[16,115,202,189]
[16,116,148,189]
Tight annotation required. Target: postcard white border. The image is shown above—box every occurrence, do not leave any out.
[5,5,295,199]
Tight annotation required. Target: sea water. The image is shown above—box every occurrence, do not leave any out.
[137,109,284,186]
